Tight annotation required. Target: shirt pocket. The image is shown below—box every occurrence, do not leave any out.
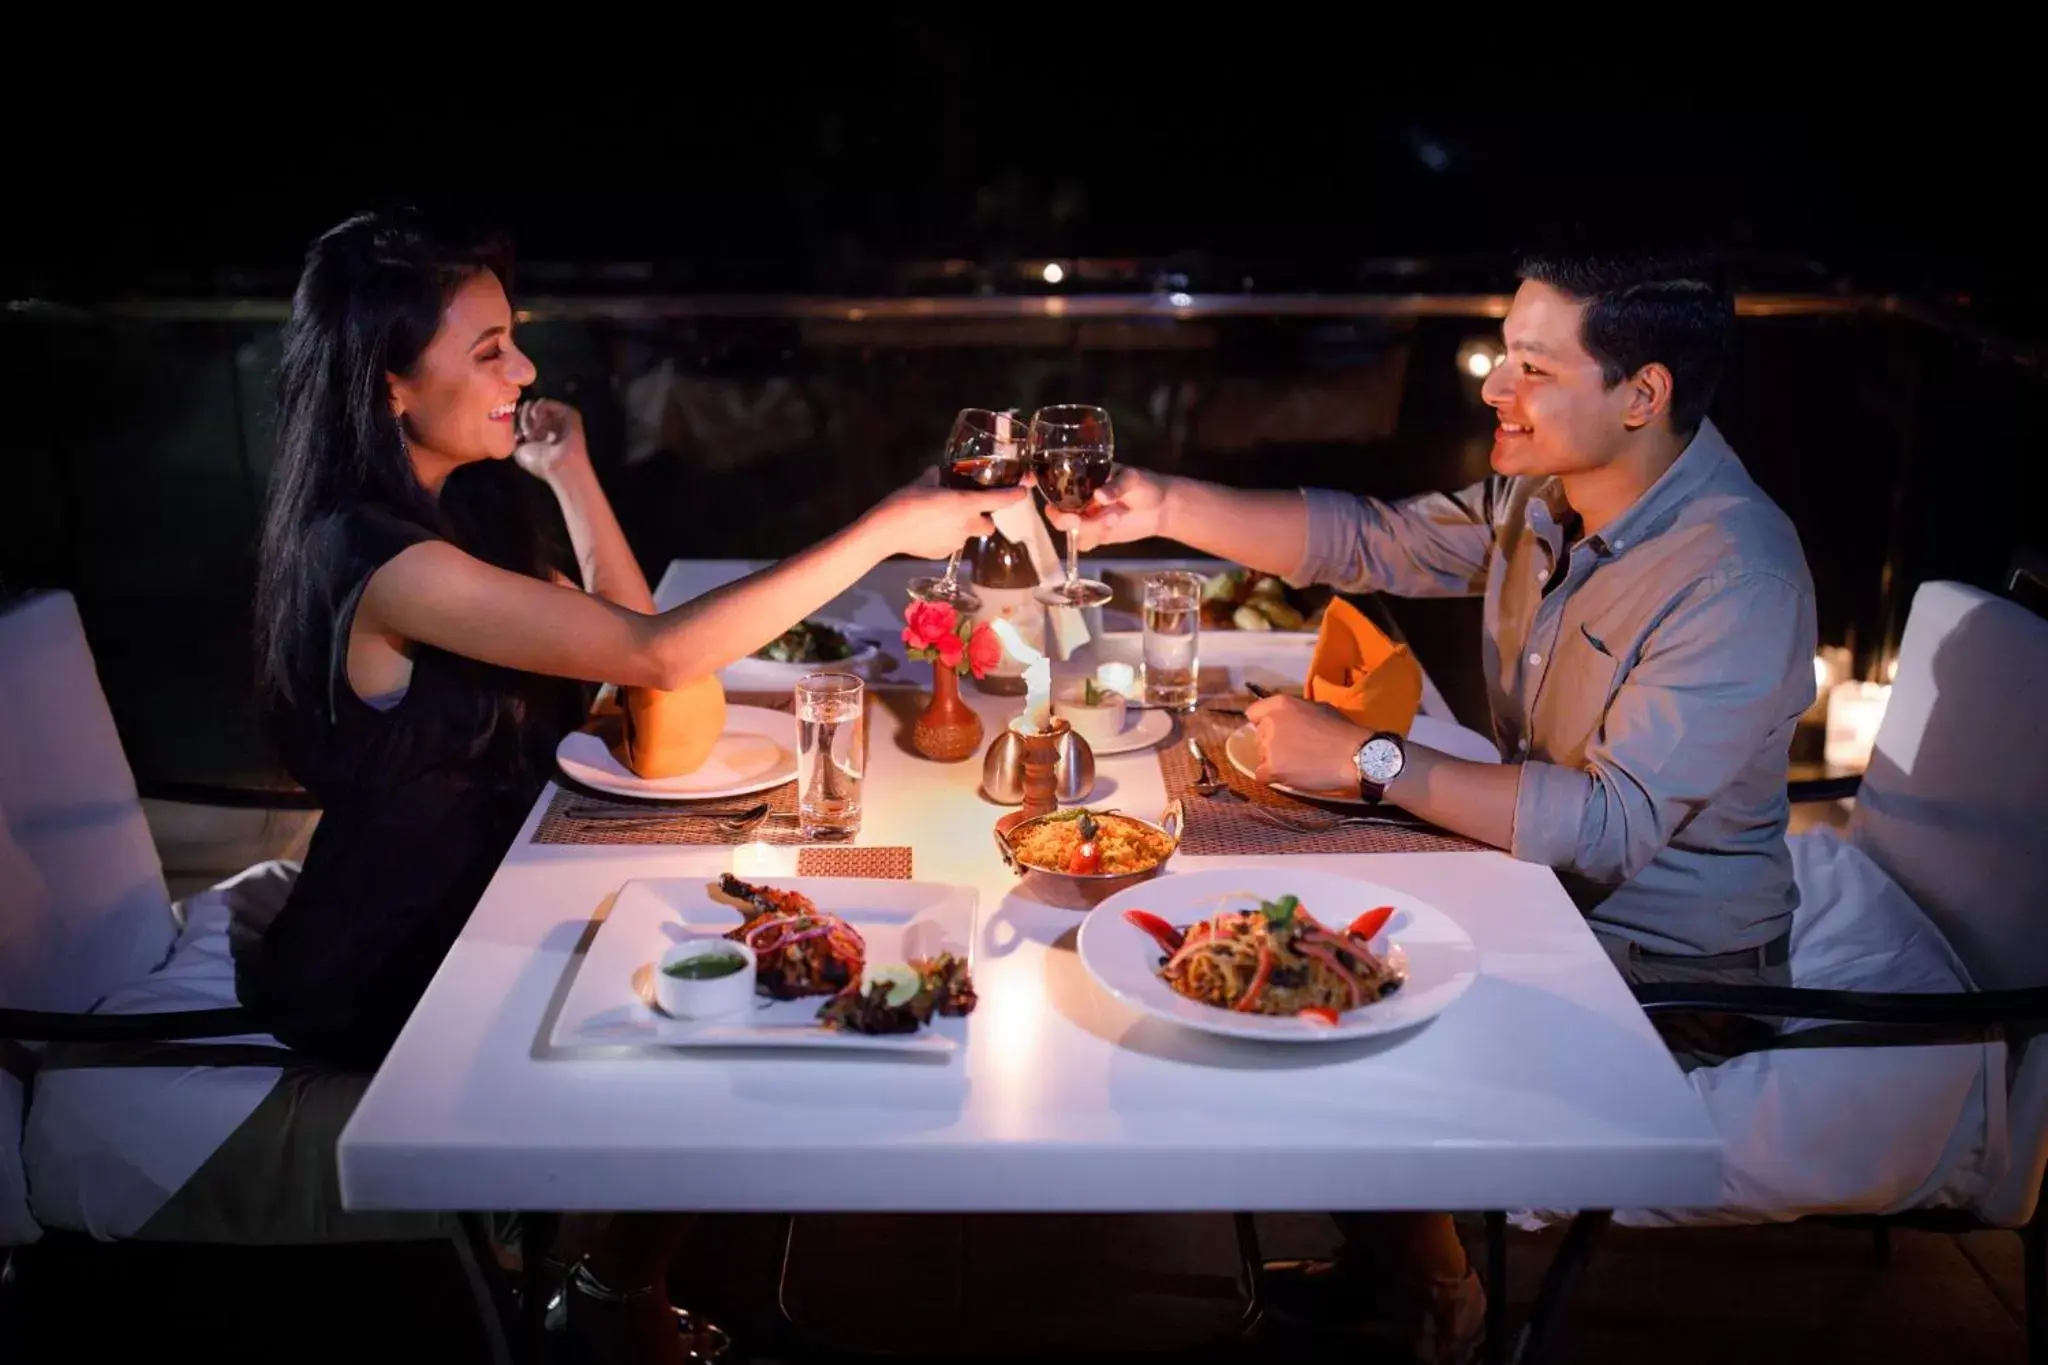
[1536,622,1623,766]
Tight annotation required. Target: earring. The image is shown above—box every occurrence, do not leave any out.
[395,414,411,458]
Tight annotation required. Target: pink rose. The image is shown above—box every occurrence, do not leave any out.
[935,631,966,670]
[965,623,1002,680]
[903,600,958,652]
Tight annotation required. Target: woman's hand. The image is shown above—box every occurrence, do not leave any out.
[868,468,1034,560]
[1041,466,1172,550]
[512,398,592,482]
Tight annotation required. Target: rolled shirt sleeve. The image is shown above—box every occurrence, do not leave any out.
[1511,571,1817,885]
[1291,482,1498,597]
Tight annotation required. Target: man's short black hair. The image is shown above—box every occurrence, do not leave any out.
[1515,253,1736,436]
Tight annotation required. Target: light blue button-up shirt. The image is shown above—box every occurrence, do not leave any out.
[1292,420,1818,956]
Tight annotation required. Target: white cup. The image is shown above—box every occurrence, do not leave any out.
[654,939,758,1020]
[1052,681,1129,749]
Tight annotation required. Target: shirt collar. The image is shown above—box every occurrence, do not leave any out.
[1564,418,1731,557]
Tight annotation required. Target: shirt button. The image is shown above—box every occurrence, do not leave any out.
[1528,651,1543,667]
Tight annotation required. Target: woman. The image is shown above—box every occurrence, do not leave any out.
[246,209,1022,1362]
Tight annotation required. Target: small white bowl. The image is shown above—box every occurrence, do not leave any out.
[1052,683,1128,749]
[653,939,758,1020]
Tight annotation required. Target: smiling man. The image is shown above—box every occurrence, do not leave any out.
[1054,252,1818,1361]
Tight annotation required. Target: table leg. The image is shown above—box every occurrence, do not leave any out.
[520,1211,562,1364]
[1484,1210,1508,1365]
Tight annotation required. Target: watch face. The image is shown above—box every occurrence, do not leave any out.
[1359,737,1405,784]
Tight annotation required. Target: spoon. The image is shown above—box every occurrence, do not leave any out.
[1186,734,1227,798]
[565,799,772,834]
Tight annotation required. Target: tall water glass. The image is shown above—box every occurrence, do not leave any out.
[1142,571,1204,710]
[796,673,865,840]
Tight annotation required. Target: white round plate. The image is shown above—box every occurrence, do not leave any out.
[1223,713,1499,805]
[727,618,879,684]
[1080,707,1175,757]
[1077,868,1479,1043]
[556,704,799,801]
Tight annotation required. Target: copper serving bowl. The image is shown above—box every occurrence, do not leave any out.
[993,801,1185,905]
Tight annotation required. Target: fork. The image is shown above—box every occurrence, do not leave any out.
[1245,805,1424,834]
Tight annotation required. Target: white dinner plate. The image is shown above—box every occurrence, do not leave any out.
[1223,713,1500,805]
[555,704,798,802]
[1077,868,1479,1044]
[552,876,977,1054]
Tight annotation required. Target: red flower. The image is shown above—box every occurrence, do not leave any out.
[965,622,1002,680]
[935,630,966,670]
[903,600,958,652]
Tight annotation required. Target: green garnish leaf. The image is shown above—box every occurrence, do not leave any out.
[1259,895,1301,927]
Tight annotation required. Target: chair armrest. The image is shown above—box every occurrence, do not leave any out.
[0,1006,268,1044]
[1633,982,2048,1028]
[1787,774,1862,804]
[136,777,321,811]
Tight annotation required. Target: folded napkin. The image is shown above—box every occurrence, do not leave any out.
[1303,598,1422,734]
[609,675,727,778]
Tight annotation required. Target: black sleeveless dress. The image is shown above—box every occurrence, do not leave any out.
[236,503,589,1069]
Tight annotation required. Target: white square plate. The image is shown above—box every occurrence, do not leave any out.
[551,877,977,1054]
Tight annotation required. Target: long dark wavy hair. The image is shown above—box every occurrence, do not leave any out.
[254,209,563,718]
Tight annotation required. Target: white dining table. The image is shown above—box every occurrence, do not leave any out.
[335,559,1720,1215]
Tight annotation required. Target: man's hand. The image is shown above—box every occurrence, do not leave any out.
[1245,694,1364,795]
[1041,466,1171,551]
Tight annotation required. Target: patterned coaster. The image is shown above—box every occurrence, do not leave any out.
[1161,702,1491,856]
[796,846,914,879]
[535,691,808,846]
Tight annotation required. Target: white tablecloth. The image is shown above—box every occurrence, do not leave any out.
[335,561,1718,1214]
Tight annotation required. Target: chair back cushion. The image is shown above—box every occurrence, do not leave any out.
[1851,580,2048,992]
[0,591,175,1013]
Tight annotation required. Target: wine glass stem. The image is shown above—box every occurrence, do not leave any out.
[937,549,963,593]
[1064,528,1081,591]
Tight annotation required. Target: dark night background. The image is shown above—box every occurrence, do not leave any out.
[2,54,2038,787]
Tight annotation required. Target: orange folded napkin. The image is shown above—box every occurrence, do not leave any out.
[609,675,727,779]
[1302,598,1423,734]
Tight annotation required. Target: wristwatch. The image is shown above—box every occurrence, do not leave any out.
[1352,731,1407,804]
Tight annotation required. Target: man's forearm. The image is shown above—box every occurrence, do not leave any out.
[1386,744,1523,851]
[1158,477,1310,579]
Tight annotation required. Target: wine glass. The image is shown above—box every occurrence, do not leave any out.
[1028,404,1116,608]
[906,408,1028,613]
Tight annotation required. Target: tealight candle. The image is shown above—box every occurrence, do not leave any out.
[1094,661,1138,696]
[731,839,782,878]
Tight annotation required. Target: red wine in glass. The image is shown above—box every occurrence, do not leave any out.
[908,409,1026,611]
[1028,406,1116,608]
[943,451,1027,491]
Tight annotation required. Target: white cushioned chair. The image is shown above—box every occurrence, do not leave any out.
[0,591,514,1359]
[1504,579,2048,1365]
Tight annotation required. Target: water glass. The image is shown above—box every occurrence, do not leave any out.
[1142,571,1204,710]
[796,673,866,840]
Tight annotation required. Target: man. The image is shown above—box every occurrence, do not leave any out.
[1054,252,1817,1362]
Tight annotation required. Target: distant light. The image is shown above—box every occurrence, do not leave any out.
[1465,351,1495,378]
[1813,654,1829,694]
[1169,291,1193,308]
[1042,262,1065,285]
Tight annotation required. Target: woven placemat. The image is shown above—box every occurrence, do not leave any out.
[796,846,914,879]
[1161,700,1490,856]
[535,691,811,846]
